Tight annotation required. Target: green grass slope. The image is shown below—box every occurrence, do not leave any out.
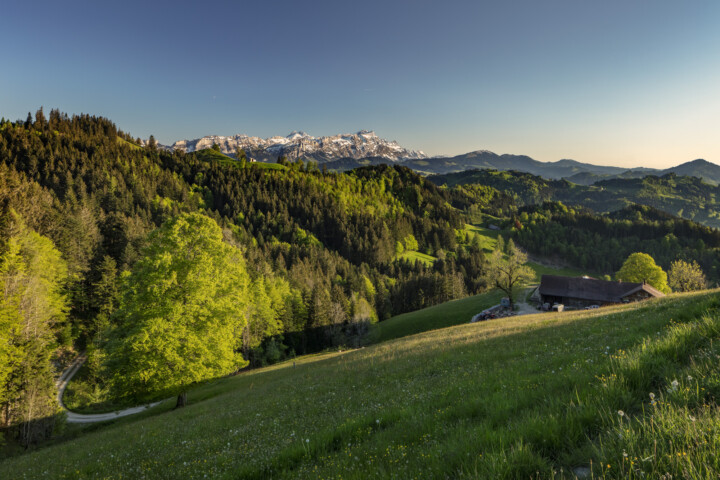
[369,289,506,344]
[396,250,436,266]
[4,292,720,479]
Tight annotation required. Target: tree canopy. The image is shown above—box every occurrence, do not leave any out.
[105,213,250,406]
[484,239,534,308]
[0,210,68,445]
[668,259,707,292]
[616,252,671,294]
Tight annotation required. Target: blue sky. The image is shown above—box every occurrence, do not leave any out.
[2,1,719,168]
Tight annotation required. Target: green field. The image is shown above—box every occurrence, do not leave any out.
[4,291,720,479]
[396,250,437,265]
[464,224,499,253]
[369,289,506,344]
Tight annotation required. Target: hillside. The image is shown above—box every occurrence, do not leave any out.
[0,111,506,450]
[568,159,720,186]
[3,291,720,478]
[430,168,720,229]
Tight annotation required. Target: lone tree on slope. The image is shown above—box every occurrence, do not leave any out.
[485,239,535,309]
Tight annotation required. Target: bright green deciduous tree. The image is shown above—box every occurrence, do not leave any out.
[485,239,535,308]
[404,234,419,252]
[668,259,707,292]
[0,211,68,445]
[616,252,671,294]
[105,213,250,407]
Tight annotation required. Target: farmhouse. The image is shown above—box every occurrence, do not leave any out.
[538,274,664,308]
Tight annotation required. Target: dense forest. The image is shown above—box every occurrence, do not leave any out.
[0,110,500,446]
[431,168,720,228]
[509,203,720,282]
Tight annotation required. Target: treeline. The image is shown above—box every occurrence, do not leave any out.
[512,203,720,281]
[0,110,498,445]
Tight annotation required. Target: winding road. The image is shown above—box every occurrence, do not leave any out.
[56,355,163,423]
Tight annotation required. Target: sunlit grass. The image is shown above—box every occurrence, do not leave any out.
[369,289,505,344]
[3,291,720,479]
[464,224,499,253]
[396,250,436,265]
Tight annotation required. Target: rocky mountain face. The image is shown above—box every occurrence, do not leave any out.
[166,130,427,163]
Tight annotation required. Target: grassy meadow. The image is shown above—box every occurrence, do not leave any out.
[4,290,720,479]
[369,289,505,344]
[396,250,437,266]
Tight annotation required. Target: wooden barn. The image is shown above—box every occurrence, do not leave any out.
[538,275,664,308]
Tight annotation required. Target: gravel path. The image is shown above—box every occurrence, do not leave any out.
[514,301,539,315]
[56,355,163,424]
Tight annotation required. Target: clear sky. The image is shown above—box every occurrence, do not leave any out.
[2,1,719,168]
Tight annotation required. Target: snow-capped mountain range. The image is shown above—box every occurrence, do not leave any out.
[166,130,427,163]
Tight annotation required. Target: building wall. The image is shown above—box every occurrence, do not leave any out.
[540,295,606,308]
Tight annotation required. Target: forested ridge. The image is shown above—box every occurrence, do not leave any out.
[0,110,499,447]
[431,168,720,228]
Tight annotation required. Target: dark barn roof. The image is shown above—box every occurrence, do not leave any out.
[539,275,664,303]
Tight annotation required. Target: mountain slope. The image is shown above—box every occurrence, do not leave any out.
[3,291,719,478]
[666,158,720,184]
[566,159,720,186]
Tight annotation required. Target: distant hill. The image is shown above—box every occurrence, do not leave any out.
[166,131,720,185]
[430,169,720,229]
[567,159,720,186]
[324,151,720,188]
[401,151,633,178]
[666,159,720,185]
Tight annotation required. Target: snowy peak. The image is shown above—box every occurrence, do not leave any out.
[167,131,426,162]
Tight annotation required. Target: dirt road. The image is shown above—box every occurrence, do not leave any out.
[56,356,163,424]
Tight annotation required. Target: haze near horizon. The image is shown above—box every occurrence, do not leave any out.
[1,1,719,169]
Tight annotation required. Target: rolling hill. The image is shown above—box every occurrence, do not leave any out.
[3,290,720,478]
[431,168,720,229]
